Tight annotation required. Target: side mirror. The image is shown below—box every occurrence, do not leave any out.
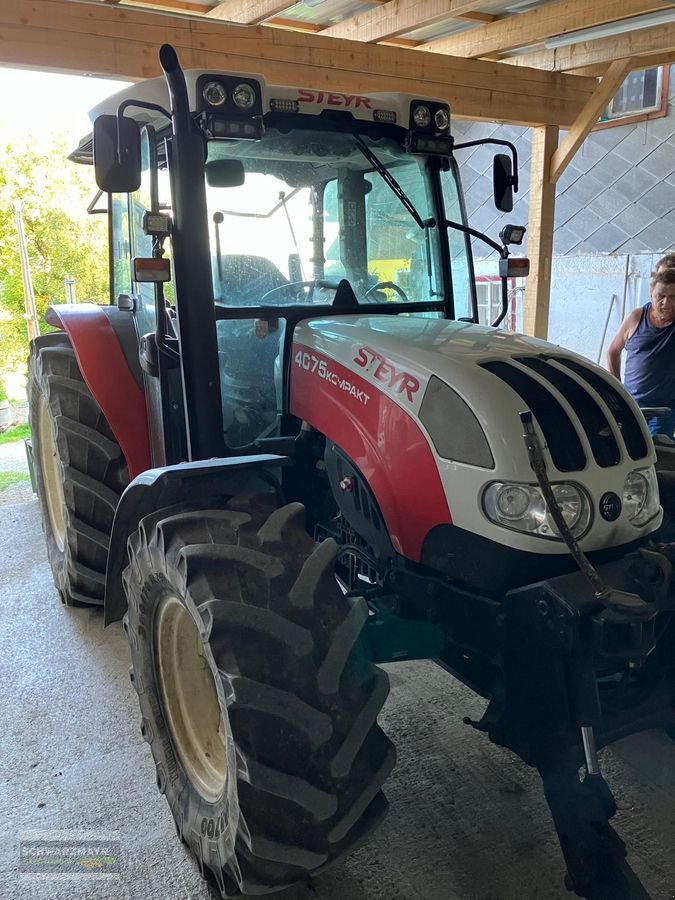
[205,159,245,188]
[93,115,141,193]
[493,153,514,213]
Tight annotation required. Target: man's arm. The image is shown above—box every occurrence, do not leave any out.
[606,309,640,379]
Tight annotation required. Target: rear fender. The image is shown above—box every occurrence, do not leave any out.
[104,454,290,624]
[45,303,151,478]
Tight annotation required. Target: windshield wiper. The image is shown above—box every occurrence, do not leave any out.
[353,133,425,229]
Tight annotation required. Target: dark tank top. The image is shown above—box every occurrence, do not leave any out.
[624,302,675,406]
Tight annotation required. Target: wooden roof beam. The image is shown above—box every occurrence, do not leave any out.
[506,21,675,70]
[206,0,293,25]
[205,0,390,25]
[0,0,596,127]
[455,12,499,24]
[265,18,323,32]
[320,0,505,43]
[420,0,670,59]
[572,50,675,76]
[550,58,633,183]
[123,0,209,12]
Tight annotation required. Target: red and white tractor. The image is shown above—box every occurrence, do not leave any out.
[29,43,674,900]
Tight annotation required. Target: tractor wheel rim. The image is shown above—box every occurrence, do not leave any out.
[155,595,229,803]
[38,394,66,553]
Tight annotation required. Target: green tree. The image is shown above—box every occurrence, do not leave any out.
[0,134,108,381]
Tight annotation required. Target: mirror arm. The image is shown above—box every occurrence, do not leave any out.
[116,100,171,164]
[446,219,512,328]
[453,138,519,192]
[491,277,509,329]
[446,219,507,258]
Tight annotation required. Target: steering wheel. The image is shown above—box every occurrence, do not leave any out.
[260,280,341,305]
[364,281,410,303]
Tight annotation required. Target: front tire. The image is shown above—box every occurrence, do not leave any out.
[123,499,394,896]
[28,332,129,605]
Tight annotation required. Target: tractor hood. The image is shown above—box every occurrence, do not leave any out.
[291,314,660,557]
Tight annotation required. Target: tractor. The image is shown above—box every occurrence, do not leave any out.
[28,43,675,900]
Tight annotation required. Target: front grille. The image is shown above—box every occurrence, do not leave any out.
[556,358,648,461]
[517,357,620,467]
[481,360,585,471]
[481,354,648,471]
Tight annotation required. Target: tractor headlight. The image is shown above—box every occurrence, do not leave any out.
[623,467,660,526]
[412,104,432,129]
[203,80,228,108]
[434,108,450,130]
[483,481,591,540]
[232,83,257,110]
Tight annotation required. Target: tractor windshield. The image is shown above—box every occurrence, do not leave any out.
[205,130,446,308]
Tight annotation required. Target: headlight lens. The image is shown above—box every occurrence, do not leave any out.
[623,466,660,526]
[434,108,450,130]
[483,481,591,539]
[203,80,227,107]
[232,83,256,110]
[413,104,432,129]
[495,485,530,520]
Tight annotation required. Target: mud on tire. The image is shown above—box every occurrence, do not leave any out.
[28,332,129,605]
[123,496,395,897]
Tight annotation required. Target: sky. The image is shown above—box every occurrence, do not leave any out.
[0,67,131,147]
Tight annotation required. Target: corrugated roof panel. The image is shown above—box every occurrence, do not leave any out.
[402,19,474,43]
[263,0,377,26]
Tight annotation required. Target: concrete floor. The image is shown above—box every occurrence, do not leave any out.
[2,445,675,900]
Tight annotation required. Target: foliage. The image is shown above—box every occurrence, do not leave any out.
[0,134,109,379]
[0,470,29,492]
[0,423,30,446]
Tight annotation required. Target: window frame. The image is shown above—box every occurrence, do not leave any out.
[595,65,669,131]
[475,275,518,330]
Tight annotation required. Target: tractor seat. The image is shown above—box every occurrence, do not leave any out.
[217,254,289,306]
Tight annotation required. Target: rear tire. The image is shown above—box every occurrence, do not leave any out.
[28,332,129,605]
[123,498,395,897]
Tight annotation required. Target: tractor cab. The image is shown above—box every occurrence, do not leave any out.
[73,49,523,462]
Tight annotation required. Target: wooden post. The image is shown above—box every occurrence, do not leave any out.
[523,125,557,339]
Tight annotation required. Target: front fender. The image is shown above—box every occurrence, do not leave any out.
[104,454,290,625]
[46,303,150,478]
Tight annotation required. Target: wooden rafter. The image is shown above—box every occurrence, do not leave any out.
[320,0,506,44]
[206,0,291,25]
[419,0,670,59]
[550,58,633,184]
[205,0,392,25]
[118,0,209,12]
[380,37,421,48]
[506,21,675,71]
[572,51,675,76]
[455,12,499,24]
[0,0,596,127]
[266,18,323,32]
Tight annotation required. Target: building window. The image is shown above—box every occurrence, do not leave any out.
[475,277,518,330]
[596,66,669,129]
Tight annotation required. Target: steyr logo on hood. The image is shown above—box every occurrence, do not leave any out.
[297,90,372,109]
[353,346,420,402]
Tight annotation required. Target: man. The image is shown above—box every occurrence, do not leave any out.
[655,252,675,273]
[607,266,675,435]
